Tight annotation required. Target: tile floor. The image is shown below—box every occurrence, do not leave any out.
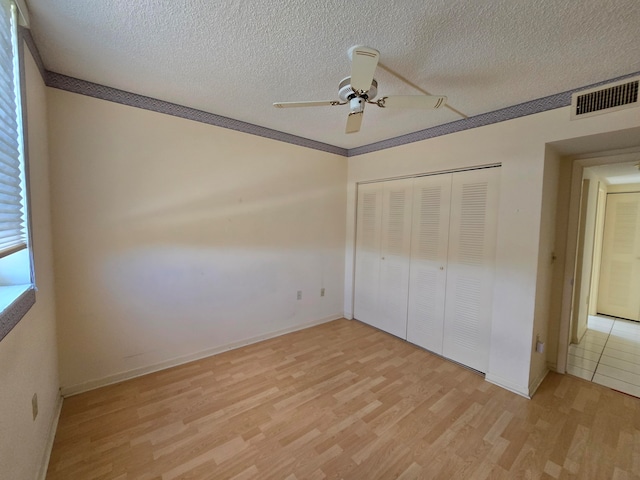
[567,314,640,397]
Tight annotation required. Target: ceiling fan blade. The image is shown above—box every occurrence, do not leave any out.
[377,95,447,109]
[349,46,379,94]
[273,100,339,108]
[345,111,363,134]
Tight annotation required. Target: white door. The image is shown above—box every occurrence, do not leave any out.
[597,192,640,321]
[354,182,383,329]
[354,178,413,338]
[377,178,414,338]
[442,168,500,372]
[406,174,453,354]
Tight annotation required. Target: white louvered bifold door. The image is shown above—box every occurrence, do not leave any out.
[597,192,640,321]
[377,178,414,338]
[442,168,500,372]
[354,182,384,328]
[406,174,452,354]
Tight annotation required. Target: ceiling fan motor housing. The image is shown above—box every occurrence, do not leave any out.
[339,77,378,102]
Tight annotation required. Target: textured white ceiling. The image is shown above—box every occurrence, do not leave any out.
[27,0,640,149]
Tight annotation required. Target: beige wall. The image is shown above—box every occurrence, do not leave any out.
[47,89,347,394]
[0,48,60,479]
[346,105,640,397]
[608,183,640,193]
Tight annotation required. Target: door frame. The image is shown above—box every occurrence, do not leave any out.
[588,184,607,315]
[557,149,640,373]
[569,178,591,344]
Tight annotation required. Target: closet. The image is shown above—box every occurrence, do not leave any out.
[353,167,500,373]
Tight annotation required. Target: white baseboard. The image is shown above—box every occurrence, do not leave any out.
[485,373,531,399]
[528,368,549,397]
[37,393,63,480]
[61,314,343,397]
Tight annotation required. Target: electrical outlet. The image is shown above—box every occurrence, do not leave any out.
[32,393,38,421]
[297,290,302,300]
[320,288,325,297]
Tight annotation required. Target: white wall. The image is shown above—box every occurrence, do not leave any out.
[47,89,347,394]
[346,106,640,396]
[0,48,60,480]
[544,151,572,371]
[529,146,561,393]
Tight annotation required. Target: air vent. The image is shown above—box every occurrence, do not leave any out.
[571,77,639,120]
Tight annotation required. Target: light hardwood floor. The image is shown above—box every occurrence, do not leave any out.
[47,319,640,479]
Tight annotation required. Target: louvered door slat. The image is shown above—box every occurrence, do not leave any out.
[443,168,500,373]
[406,174,452,354]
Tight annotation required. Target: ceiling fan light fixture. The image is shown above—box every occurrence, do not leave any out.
[349,97,365,114]
[273,45,449,134]
[339,77,377,102]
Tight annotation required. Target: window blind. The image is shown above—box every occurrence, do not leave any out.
[0,0,26,259]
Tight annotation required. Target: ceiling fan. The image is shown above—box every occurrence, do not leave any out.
[273,46,448,134]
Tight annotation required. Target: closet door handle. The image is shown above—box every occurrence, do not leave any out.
[440,266,444,270]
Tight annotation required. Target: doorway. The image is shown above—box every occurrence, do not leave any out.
[565,160,640,396]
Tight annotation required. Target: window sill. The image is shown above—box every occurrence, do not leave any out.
[0,285,35,342]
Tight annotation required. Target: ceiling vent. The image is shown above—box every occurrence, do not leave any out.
[571,76,639,120]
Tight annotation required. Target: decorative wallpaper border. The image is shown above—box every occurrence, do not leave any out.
[17,27,640,159]
[45,72,348,157]
[0,288,36,342]
[348,70,640,157]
